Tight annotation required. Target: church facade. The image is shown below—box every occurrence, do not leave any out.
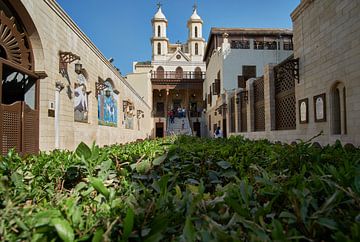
[129,6,207,138]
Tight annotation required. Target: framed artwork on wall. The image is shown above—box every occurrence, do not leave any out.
[314,93,326,122]
[298,98,308,124]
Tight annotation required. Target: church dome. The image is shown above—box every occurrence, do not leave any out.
[190,9,201,21]
[154,7,167,20]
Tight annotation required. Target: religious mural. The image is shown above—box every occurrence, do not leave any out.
[123,100,134,129]
[74,73,89,122]
[98,81,118,126]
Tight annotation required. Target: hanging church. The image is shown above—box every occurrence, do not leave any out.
[128,5,207,137]
[1,0,360,155]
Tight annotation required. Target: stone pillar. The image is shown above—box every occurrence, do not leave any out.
[55,81,65,149]
[264,64,276,131]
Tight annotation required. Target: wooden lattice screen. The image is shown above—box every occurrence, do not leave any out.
[22,104,39,154]
[274,56,298,130]
[253,77,265,131]
[240,92,247,132]
[1,102,22,154]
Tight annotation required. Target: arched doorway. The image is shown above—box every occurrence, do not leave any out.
[331,82,347,135]
[0,5,39,155]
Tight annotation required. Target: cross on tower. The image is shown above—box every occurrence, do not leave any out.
[157,2,162,10]
[193,1,197,11]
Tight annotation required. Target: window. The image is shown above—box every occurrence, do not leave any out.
[98,79,118,127]
[331,82,347,135]
[208,115,211,131]
[195,43,199,55]
[195,26,198,38]
[74,73,89,122]
[157,43,161,55]
[242,66,256,81]
[156,66,164,78]
[175,67,183,79]
[194,67,202,79]
[157,25,161,37]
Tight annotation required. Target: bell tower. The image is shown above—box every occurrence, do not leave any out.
[187,4,205,61]
[151,4,168,61]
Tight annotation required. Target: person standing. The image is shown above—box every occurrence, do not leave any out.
[214,127,223,138]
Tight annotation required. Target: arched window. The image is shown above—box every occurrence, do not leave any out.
[157,42,161,55]
[175,67,183,79]
[74,72,89,122]
[98,79,118,126]
[195,43,199,55]
[157,25,161,37]
[331,82,347,135]
[156,66,164,78]
[195,26,198,38]
[194,67,202,79]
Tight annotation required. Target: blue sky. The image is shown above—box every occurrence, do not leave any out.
[56,0,300,75]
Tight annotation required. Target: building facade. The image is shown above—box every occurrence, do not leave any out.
[129,6,207,138]
[0,0,153,155]
[203,28,293,137]
[224,0,360,146]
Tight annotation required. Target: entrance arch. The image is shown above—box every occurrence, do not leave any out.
[0,2,41,155]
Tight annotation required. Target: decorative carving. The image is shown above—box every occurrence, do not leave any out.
[0,11,33,70]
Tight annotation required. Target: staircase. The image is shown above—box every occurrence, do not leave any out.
[167,117,192,136]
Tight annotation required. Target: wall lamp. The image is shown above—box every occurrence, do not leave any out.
[59,51,80,77]
[75,61,83,74]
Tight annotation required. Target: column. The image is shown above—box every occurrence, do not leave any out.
[55,81,65,149]
[264,64,276,131]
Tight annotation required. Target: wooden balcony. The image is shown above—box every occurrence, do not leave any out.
[151,71,205,85]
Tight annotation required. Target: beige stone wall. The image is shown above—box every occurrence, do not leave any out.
[227,0,360,146]
[20,0,153,151]
[292,0,360,145]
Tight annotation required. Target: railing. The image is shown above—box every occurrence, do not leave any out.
[152,111,165,117]
[151,71,205,80]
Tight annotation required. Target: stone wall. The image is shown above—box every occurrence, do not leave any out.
[292,0,360,145]
[19,0,153,151]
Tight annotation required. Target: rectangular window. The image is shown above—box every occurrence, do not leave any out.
[208,115,211,131]
[242,66,256,81]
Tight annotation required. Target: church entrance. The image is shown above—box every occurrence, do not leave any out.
[0,4,40,155]
[1,61,39,155]
[173,99,181,109]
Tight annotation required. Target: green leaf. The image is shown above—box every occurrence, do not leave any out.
[51,218,74,242]
[317,218,338,230]
[123,208,135,241]
[89,177,110,199]
[136,160,152,174]
[75,142,92,160]
[92,228,104,242]
[183,217,196,242]
[153,154,167,166]
[216,160,232,169]
[271,219,285,241]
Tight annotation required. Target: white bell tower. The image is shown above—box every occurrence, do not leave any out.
[187,4,205,61]
[151,4,168,61]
